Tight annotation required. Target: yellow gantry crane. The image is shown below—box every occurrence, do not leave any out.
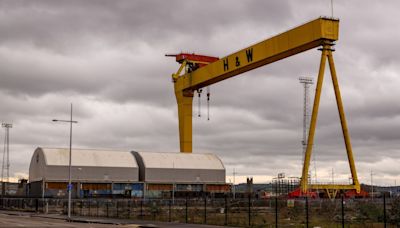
[168,17,360,197]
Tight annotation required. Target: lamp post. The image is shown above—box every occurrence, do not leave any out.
[53,103,78,220]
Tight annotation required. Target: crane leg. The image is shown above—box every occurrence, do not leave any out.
[327,51,360,193]
[300,44,329,193]
[301,43,361,194]
[175,89,194,153]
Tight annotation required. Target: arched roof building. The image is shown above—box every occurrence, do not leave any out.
[29,148,226,184]
[132,151,225,183]
[28,148,227,198]
[29,147,139,183]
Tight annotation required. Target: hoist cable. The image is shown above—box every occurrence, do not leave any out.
[197,89,202,117]
[207,86,210,121]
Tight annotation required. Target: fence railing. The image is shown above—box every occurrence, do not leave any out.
[0,195,399,227]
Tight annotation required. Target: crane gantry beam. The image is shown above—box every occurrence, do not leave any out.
[170,17,360,195]
[174,18,339,153]
[174,18,338,93]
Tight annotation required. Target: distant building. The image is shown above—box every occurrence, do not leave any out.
[0,182,19,196]
[28,147,228,198]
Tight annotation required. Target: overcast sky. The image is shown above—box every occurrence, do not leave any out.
[0,0,399,186]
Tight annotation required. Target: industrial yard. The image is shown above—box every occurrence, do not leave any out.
[1,196,399,227]
[0,1,400,227]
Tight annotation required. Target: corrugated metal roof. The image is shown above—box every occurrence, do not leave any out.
[41,148,137,168]
[135,151,224,170]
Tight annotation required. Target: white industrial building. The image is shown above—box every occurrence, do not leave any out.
[29,147,139,183]
[29,147,140,197]
[28,147,228,198]
[132,151,225,183]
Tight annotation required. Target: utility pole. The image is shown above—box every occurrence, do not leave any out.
[172,161,175,204]
[371,170,374,199]
[233,168,237,199]
[1,123,12,196]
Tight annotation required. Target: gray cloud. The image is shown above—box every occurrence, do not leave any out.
[0,0,399,185]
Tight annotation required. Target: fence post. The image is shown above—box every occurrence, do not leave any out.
[248,194,251,227]
[169,199,172,222]
[305,196,309,228]
[225,194,228,225]
[275,197,278,228]
[106,201,109,217]
[128,200,131,219]
[204,195,207,224]
[140,199,143,219]
[116,200,119,218]
[88,199,91,217]
[35,198,39,212]
[341,195,345,228]
[152,200,156,220]
[383,194,387,228]
[185,196,188,223]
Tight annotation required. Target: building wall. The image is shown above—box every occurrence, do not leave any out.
[132,151,226,183]
[29,181,43,198]
[145,168,225,183]
[29,149,46,182]
[43,166,138,183]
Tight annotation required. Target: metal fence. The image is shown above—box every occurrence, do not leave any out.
[1,195,399,227]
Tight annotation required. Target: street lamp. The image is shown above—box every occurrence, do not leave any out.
[53,103,78,220]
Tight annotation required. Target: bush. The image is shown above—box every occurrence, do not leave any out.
[356,201,383,222]
[389,196,400,225]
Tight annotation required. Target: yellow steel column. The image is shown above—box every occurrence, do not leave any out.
[327,51,360,192]
[175,88,194,153]
[300,44,329,193]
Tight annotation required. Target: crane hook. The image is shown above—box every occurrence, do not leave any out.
[207,86,210,121]
[197,89,202,117]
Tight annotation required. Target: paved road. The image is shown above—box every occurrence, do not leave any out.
[0,213,124,227]
[0,211,235,228]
